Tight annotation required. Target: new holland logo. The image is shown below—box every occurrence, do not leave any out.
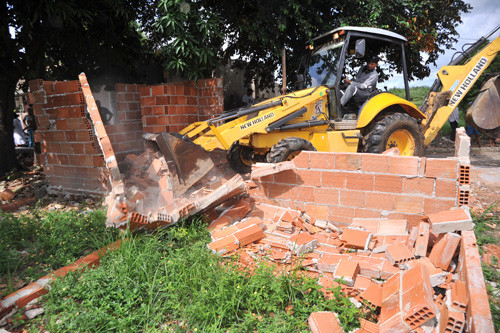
[239,112,275,130]
[449,57,488,107]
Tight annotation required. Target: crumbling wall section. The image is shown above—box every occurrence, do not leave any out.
[104,83,144,163]
[249,152,465,227]
[139,78,223,134]
[29,79,107,196]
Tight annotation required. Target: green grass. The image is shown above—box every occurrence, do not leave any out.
[38,217,374,332]
[0,208,118,297]
[389,86,430,107]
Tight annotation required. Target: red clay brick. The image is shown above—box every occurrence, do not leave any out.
[341,228,372,250]
[461,231,495,332]
[233,224,265,247]
[394,195,423,214]
[361,153,390,173]
[267,183,292,200]
[208,235,238,253]
[346,173,374,191]
[439,303,465,333]
[450,279,468,311]
[401,263,436,329]
[292,151,309,168]
[425,158,458,179]
[374,174,403,193]
[329,206,355,221]
[360,282,383,307]
[423,198,456,214]
[305,204,330,220]
[333,259,359,286]
[334,153,361,171]
[414,222,430,257]
[428,232,461,270]
[296,169,322,187]
[386,242,415,266]
[388,156,419,176]
[309,151,335,169]
[365,192,394,211]
[354,208,381,218]
[403,177,434,195]
[291,186,314,203]
[435,179,457,198]
[274,170,298,184]
[314,188,339,205]
[339,190,365,208]
[308,312,343,333]
[321,171,347,188]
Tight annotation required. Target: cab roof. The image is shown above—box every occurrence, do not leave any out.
[313,26,407,43]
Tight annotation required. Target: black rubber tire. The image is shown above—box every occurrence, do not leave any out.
[266,137,316,163]
[227,142,254,174]
[361,112,424,156]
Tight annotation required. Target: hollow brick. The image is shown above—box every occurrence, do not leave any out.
[374,174,403,193]
[425,158,458,179]
[388,156,419,176]
[360,153,390,173]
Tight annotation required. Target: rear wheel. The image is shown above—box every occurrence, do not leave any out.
[266,137,316,163]
[362,112,424,156]
[227,142,254,174]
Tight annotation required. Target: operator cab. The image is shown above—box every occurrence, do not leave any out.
[298,27,410,120]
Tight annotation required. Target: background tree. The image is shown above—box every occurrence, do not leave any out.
[152,0,471,90]
[0,0,155,176]
[1,0,472,176]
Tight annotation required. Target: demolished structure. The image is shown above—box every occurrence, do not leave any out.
[6,75,493,332]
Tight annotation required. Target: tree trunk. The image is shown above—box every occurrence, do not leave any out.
[0,1,19,176]
[0,78,18,176]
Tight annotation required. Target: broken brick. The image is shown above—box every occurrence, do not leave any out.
[413,222,430,257]
[426,208,473,233]
[450,280,468,312]
[341,228,373,250]
[286,232,318,255]
[308,311,343,333]
[401,263,436,329]
[428,232,461,270]
[360,282,382,308]
[251,160,296,179]
[385,242,415,266]
[233,224,265,247]
[0,188,15,201]
[333,259,359,286]
[439,303,465,333]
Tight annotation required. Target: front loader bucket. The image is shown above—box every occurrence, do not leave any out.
[466,75,500,130]
[147,132,214,195]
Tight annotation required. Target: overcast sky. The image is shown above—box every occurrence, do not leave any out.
[413,0,500,86]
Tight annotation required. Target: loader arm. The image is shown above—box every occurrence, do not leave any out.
[180,86,331,151]
[420,32,500,146]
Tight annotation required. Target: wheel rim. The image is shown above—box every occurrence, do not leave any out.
[386,129,415,156]
[240,147,254,166]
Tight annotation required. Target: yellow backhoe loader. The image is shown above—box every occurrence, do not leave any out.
[153,25,500,184]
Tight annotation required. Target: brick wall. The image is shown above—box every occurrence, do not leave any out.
[139,78,223,133]
[248,152,462,228]
[29,79,107,196]
[29,77,224,196]
[104,84,144,163]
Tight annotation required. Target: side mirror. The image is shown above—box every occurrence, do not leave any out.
[355,39,365,58]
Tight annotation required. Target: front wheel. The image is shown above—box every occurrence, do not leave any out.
[227,142,254,174]
[266,137,316,163]
[361,113,424,156]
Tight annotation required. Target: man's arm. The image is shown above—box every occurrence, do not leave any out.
[351,70,378,90]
